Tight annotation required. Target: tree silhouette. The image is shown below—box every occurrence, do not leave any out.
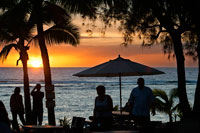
[30,0,126,125]
[182,0,200,118]
[0,0,80,124]
[0,1,34,124]
[102,0,196,118]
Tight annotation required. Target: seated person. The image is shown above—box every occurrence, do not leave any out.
[91,85,113,131]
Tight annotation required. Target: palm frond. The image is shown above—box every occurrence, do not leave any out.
[1,1,29,26]
[169,88,178,107]
[0,44,19,62]
[0,0,18,10]
[29,1,71,27]
[0,1,34,41]
[31,22,80,46]
[0,29,17,45]
[153,89,169,104]
[154,98,168,113]
[42,1,71,25]
[52,0,98,18]
[171,103,180,112]
[169,88,178,100]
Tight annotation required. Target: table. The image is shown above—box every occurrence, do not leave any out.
[112,111,131,121]
[112,111,134,128]
[112,111,129,116]
[22,125,65,133]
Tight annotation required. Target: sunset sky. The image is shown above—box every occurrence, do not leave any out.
[0,16,198,68]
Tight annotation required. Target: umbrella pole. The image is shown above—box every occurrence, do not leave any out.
[119,73,122,114]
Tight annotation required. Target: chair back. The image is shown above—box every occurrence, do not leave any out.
[71,116,85,133]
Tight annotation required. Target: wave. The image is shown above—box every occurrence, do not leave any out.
[52,80,197,86]
[0,94,10,97]
[0,79,197,87]
[166,80,196,84]
[0,81,9,83]
[0,67,198,87]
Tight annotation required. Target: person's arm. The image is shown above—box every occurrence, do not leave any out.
[19,95,25,113]
[151,101,156,116]
[107,95,113,111]
[128,90,135,114]
[149,88,156,116]
[93,97,97,117]
[42,92,44,98]
[31,85,37,96]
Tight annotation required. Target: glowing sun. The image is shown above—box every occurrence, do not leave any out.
[28,57,43,68]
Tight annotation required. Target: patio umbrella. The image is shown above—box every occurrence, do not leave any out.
[73,55,165,111]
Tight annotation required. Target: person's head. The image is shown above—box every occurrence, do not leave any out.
[36,84,41,91]
[14,87,20,94]
[137,78,145,89]
[96,85,105,96]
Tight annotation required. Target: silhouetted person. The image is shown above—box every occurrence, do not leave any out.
[10,87,26,132]
[0,101,12,133]
[31,84,44,125]
[91,85,113,131]
[128,78,155,128]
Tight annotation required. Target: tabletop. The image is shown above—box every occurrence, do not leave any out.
[23,125,63,128]
[22,125,64,133]
[112,111,130,116]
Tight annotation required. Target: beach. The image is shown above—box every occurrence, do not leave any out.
[0,67,197,125]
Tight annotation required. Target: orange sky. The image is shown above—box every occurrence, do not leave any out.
[0,16,198,68]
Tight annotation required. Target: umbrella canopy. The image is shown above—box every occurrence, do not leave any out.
[73,55,165,111]
[73,55,164,77]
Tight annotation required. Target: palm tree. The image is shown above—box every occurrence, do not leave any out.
[0,0,18,10]
[29,1,81,124]
[153,88,180,123]
[0,1,34,124]
[0,0,80,124]
[29,0,123,125]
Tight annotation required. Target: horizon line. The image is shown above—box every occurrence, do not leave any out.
[0,66,198,68]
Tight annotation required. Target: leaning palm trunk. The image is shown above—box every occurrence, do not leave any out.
[33,0,55,125]
[171,33,191,117]
[21,54,32,124]
[169,112,173,123]
[18,39,32,124]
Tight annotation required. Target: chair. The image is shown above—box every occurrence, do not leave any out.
[71,116,85,133]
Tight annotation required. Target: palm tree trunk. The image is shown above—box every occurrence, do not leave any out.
[33,0,55,125]
[21,56,32,124]
[19,39,32,124]
[171,33,191,118]
[169,113,173,123]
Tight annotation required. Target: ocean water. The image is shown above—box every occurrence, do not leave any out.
[0,67,197,125]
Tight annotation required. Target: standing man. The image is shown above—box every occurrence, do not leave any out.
[128,78,155,127]
[31,84,44,125]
